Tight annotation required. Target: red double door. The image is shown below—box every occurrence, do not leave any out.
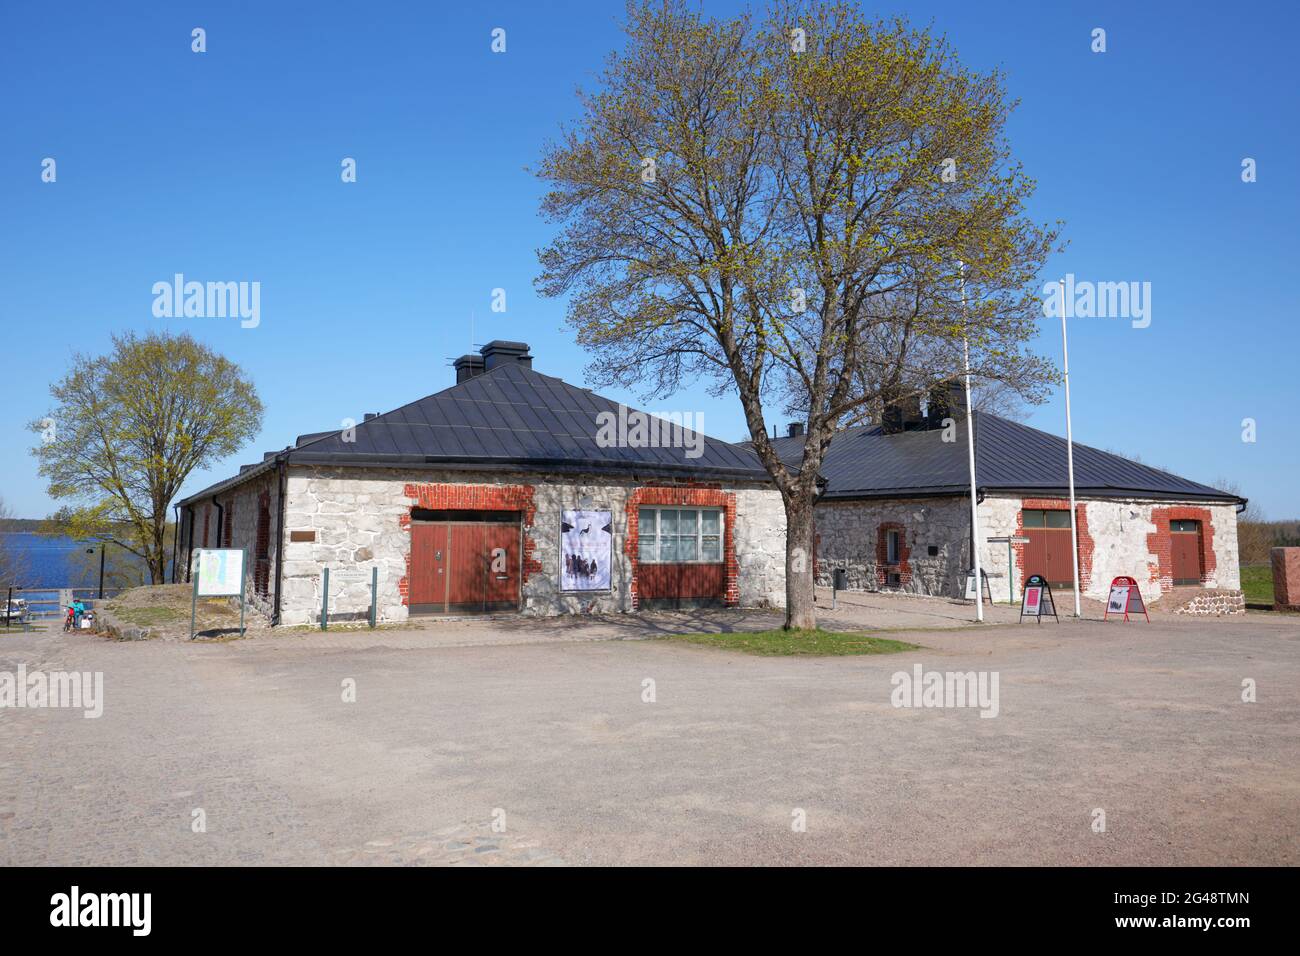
[1023,528,1077,589]
[409,520,520,614]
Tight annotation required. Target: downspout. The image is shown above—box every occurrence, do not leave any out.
[170,504,181,583]
[184,506,196,582]
[1235,499,1248,515]
[271,458,288,625]
[214,500,225,550]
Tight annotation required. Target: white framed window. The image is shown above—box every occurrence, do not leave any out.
[638,507,724,564]
[886,529,901,565]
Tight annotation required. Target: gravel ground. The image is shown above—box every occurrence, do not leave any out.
[0,609,1295,866]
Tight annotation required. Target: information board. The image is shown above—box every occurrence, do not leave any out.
[190,548,247,640]
[195,549,244,596]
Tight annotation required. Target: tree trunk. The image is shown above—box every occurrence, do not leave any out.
[783,492,818,631]
[148,524,166,585]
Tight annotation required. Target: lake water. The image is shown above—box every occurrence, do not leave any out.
[2,533,104,588]
[1,533,169,616]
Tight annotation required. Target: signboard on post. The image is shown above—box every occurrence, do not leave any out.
[196,549,244,595]
[963,568,994,604]
[191,548,247,640]
[988,535,1031,605]
[1019,574,1059,624]
[1104,575,1149,622]
[320,566,383,631]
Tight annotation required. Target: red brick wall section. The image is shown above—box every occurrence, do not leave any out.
[202,506,210,548]
[1272,547,1300,610]
[399,483,542,607]
[223,501,233,548]
[1147,506,1216,592]
[625,484,738,610]
[1013,498,1094,591]
[876,521,911,587]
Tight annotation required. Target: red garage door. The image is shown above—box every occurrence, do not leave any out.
[1022,508,1076,589]
[409,511,520,614]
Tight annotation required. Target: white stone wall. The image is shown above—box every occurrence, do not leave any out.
[817,493,1242,605]
[274,467,786,625]
[734,488,788,607]
[974,494,1239,604]
[974,496,1025,605]
[1071,497,1240,603]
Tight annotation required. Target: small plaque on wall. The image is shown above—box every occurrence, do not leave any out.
[290,530,316,542]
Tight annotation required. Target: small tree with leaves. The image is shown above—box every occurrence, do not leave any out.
[29,331,263,584]
[537,1,1058,628]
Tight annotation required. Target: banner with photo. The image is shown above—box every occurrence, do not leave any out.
[561,510,612,591]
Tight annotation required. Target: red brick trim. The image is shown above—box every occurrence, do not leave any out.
[1147,506,1216,592]
[1013,498,1094,591]
[876,521,911,587]
[626,485,737,609]
[398,482,542,606]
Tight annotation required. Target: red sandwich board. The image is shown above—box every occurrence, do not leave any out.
[1103,575,1149,622]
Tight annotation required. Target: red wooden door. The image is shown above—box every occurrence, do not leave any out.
[483,524,520,610]
[447,524,486,612]
[409,523,448,612]
[1021,509,1076,588]
[1171,521,1203,585]
[411,518,521,614]
[1023,531,1075,587]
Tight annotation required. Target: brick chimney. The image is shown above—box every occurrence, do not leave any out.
[479,340,532,371]
[453,354,486,383]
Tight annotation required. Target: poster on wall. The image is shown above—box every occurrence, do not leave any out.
[561,510,612,591]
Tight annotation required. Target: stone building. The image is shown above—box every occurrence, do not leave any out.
[175,342,787,626]
[772,389,1244,607]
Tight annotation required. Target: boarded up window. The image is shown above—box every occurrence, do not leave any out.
[255,491,271,596]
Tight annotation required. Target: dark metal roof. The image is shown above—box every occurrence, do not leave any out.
[179,362,770,506]
[768,414,1241,503]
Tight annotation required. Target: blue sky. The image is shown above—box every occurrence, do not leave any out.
[2,1,1297,518]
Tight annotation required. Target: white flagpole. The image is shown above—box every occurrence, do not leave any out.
[1059,279,1082,618]
[962,263,983,622]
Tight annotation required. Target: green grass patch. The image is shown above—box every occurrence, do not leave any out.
[1240,564,1274,604]
[105,605,188,627]
[668,627,920,657]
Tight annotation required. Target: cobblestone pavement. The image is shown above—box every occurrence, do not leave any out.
[1,611,1296,865]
